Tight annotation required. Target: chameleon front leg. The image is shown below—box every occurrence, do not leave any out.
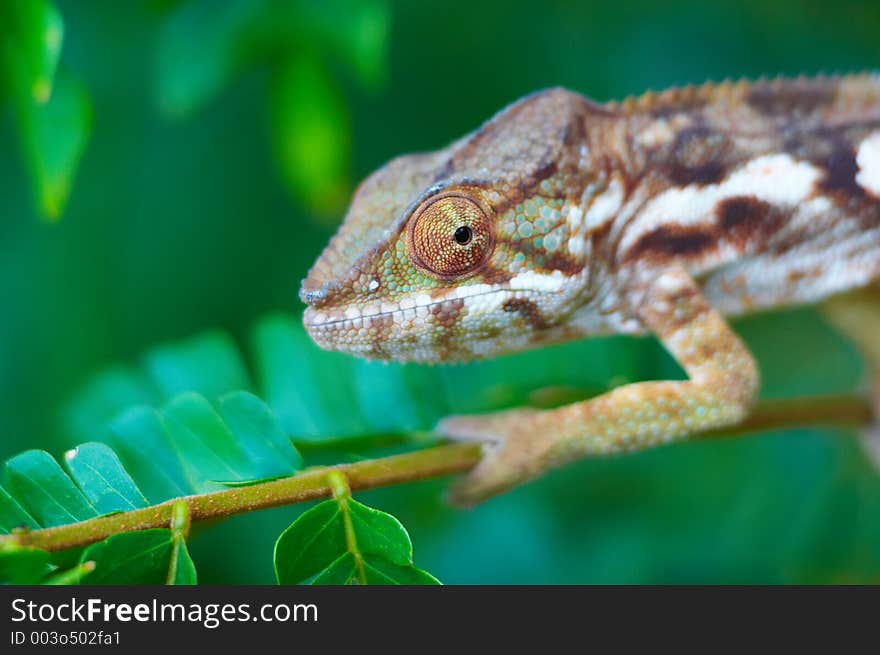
[439,266,760,506]
[821,286,880,467]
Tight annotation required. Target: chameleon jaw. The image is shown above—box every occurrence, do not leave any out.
[302,285,565,362]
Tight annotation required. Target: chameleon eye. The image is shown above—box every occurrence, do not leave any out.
[408,193,493,279]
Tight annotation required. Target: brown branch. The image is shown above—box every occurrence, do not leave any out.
[2,394,871,553]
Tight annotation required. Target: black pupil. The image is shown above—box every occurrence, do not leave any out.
[454,226,472,245]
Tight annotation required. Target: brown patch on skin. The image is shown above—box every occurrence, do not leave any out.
[562,114,587,146]
[502,298,551,330]
[586,216,615,243]
[514,162,559,198]
[818,139,864,198]
[542,251,586,276]
[667,126,730,186]
[786,266,823,284]
[781,129,832,162]
[430,298,465,329]
[783,123,880,204]
[430,298,466,358]
[649,105,687,119]
[623,225,717,264]
[747,80,837,117]
[473,259,516,286]
[716,195,789,247]
[772,228,812,256]
[861,205,880,232]
[776,122,880,246]
[621,195,792,267]
[717,196,766,232]
[368,313,395,358]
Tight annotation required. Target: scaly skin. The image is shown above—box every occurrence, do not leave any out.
[301,75,880,505]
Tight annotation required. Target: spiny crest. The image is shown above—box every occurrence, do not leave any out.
[607,72,880,124]
[607,79,751,114]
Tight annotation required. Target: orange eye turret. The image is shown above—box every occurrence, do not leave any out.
[407,192,494,279]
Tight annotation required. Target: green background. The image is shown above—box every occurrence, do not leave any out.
[3,0,880,583]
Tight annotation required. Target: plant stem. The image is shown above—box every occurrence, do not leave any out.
[1,394,871,553]
[328,471,367,584]
[166,500,191,585]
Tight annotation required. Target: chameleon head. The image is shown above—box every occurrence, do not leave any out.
[300,88,601,362]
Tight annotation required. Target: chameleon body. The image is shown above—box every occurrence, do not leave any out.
[301,75,880,504]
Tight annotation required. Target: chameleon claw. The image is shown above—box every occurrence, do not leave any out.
[437,408,553,506]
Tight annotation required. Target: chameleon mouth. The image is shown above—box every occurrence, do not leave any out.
[303,287,549,330]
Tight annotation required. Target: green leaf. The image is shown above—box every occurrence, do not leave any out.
[312,552,439,585]
[108,391,302,499]
[287,0,390,90]
[167,539,197,585]
[63,443,149,514]
[8,67,92,221]
[274,493,438,585]
[155,0,260,118]
[53,383,306,530]
[253,315,364,440]
[155,0,390,119]
[43,561,95,585]
[62,367,159,445]
[3,450,97,527]
[0,382,304,549]
[309,552,359,584]
[0,545,51,584]
[80,529,189,585]
[346,498,413,566]
[270,54,350,216]
[63,331,249,448]
[0,0,64,103]
[274,501,346,584]
[143,331,251,400]
[362,557,440,585]
[108,406,193,503]
[0,484,39,534]
[350,361,430,433]
[216,391,303,476]
[161,392,254,489]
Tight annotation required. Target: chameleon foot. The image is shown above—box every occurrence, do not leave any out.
[437,408,555,506]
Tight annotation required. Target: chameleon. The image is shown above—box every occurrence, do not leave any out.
[300,74,880,506]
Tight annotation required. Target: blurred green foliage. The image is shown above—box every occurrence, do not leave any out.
[1,0,91,220]
[3,0,880,583]
[155,0,388,216]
